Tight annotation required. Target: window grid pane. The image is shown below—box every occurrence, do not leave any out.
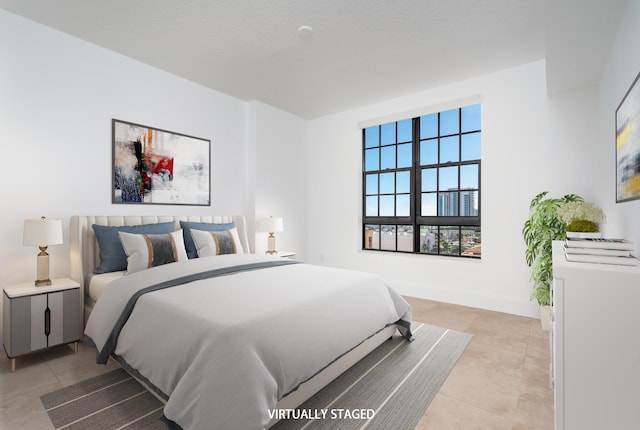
[365,148,379,171]
[396,194,410,217]
[398,143,412,168]
[397,225,414,252]
[439,226,460,256]
[364,225,380,249]
[381,145,396,170]
[461,104,481,133]
[420,139,438,166]
[397,171,410,193]
[380,172,395,194]
[398,119,412,143]
[461,227,481,257]
[365,196,378,216]
[461,132,481,161]
[440,109,460,135]
[380,225,397,251]
[419,225,438,254]
[440,136,459,163]
[381,122,396,145]
[421,193,437,216]
[364,126,380,148]
[365,174,378,195]
[380,195,395,216]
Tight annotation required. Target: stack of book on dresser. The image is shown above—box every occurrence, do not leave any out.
[564,237,638,266]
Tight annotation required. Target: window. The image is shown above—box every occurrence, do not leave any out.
[363,104,481,258]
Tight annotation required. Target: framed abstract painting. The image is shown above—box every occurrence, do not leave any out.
[112,119,210,205]
[616,71,640,203]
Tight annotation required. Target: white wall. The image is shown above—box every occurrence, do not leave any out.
[306,60,599,318]
[596,0,640,246]
[248,101,308,259]
[0,10,252,344]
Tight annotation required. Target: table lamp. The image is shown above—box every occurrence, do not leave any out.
[258,216,284,255]
[23,216,63,286]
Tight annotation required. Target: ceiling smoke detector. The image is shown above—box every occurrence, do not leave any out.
[297,25,313,36]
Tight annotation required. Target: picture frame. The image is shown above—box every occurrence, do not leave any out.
[616,71,640,203]
[112,119,210,206]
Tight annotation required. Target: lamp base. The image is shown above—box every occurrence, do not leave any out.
[36,250,51,287]
[265,232,277,255]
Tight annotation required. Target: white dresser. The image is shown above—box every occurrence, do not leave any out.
[551,241,640,430]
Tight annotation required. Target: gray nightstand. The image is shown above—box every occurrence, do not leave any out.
[3,278,82,372]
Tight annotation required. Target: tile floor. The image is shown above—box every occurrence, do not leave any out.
[0,296,553,429]
[407,297,553,430]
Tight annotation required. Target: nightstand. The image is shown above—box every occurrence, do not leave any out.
[275,251,296,259]
[3,278,82,372]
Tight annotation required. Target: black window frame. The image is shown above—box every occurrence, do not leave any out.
[362,104,481,258]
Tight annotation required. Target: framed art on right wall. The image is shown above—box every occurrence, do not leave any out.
[616,71,640,203]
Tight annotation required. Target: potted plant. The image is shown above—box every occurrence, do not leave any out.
[522,191,583,329]
[557,201,606,238]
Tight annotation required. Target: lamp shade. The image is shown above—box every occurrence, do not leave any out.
[258,217,284,233]
[23,217,63,246]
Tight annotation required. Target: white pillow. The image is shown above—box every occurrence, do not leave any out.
[190,227,244,257]
[118,229,188,274]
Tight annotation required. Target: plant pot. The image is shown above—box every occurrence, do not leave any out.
[540,305,551,331]
[566,232,602,239]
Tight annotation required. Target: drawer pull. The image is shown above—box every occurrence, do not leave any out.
[44,307,51,337]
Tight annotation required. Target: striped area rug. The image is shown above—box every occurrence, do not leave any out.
[272,323,472,430]
[40,368,165,430]
[41,323,471,430]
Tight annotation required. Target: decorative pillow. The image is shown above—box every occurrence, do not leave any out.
[92,221,176,274]
[118,230,188,274]
[190,228,245,257]
[179,221,239,259]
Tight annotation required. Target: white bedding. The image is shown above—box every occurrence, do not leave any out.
[84,254,412,430]
[88,271,125,302]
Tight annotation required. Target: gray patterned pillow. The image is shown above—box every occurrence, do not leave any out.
[118,230,188,274]
[190,228,244,257]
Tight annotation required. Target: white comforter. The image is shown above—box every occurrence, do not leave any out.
[85,254,412,430]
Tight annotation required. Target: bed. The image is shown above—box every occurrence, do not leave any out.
[70,215,412,430]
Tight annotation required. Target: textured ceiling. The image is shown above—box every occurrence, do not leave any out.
[0,0,626,119]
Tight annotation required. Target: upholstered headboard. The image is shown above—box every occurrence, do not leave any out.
[69,215,250,322]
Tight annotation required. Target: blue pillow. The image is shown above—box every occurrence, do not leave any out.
[180,221,235,259]
[92,221,176,273]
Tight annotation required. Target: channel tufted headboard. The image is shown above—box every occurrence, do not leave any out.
[69,215,251,323]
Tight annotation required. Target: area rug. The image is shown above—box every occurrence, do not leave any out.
[272,323,472,430]
[40,367,165,430]
[41,323,471,430]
